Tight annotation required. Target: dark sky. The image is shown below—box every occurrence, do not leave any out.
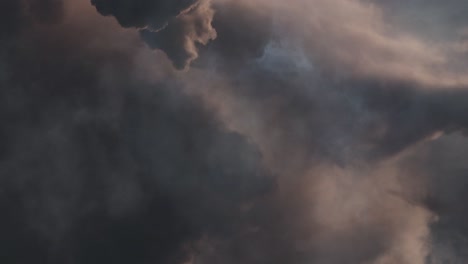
[1,0,468,263]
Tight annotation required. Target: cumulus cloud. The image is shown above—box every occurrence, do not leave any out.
[92,0,216,69]
[0,1,271,263]
[1,0,468,264]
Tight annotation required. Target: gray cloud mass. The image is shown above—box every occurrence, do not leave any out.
[0,0,468,263]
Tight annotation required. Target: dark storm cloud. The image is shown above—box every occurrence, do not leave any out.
[3,0,468,264]
[90,0,274,70]
[181,24,468,261]
[91,0,197,29]
[92,0,216,69]
[189,0,468,164]
[0,1,274,263]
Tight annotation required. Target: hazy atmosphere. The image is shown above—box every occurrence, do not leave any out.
[1,0,468,263]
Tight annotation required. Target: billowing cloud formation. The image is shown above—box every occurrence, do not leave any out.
[1,0,468,264]
[0,1,271,263]
[92,0,216,69]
